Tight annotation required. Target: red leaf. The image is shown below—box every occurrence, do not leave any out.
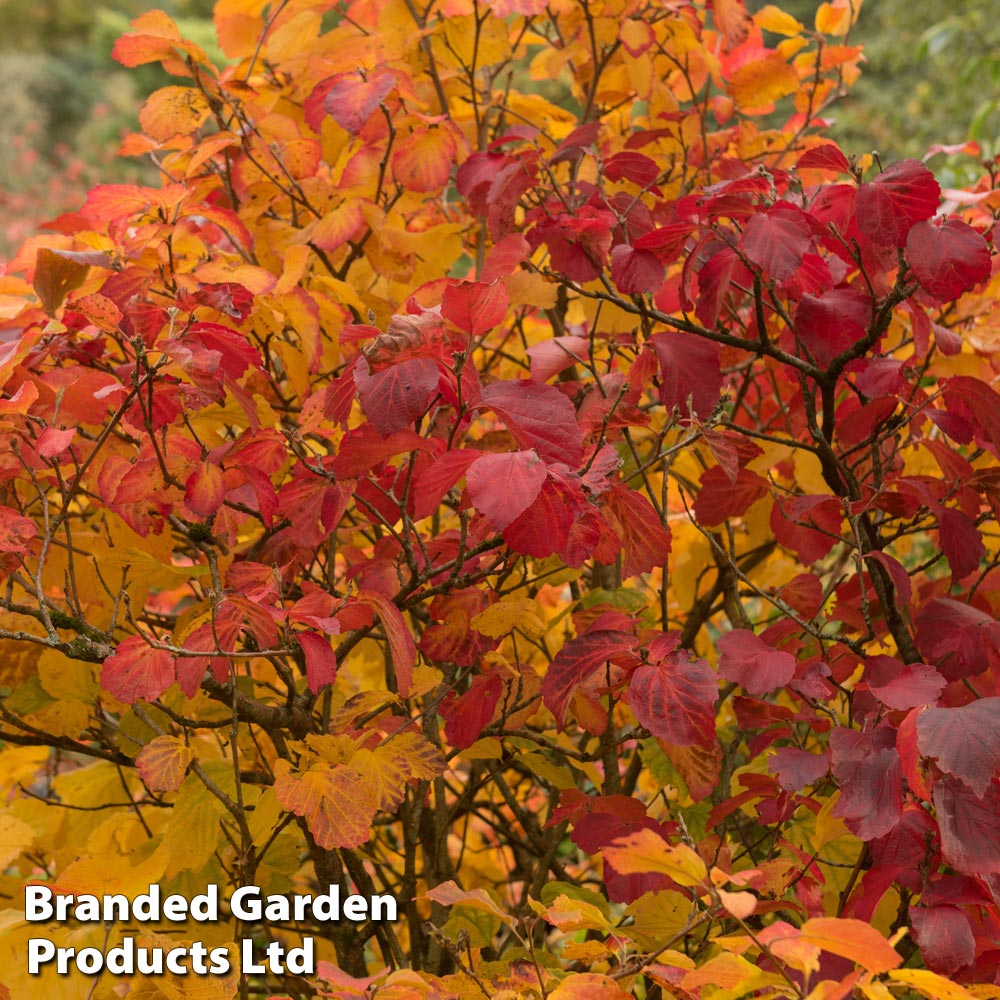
[694,246,742,328]
[101,636,176,704]
[797,143,851,173]
[910,905,976,975]
[319,69,396,134]
[0,507,37,554]
[466,450,547,530]
[650,331,722,419]
[771,494,843,564]
[897,709,932,802]
[602,484,671,578]
[906,217,991,301]
[502,475,577,557]
[943,375,1000,454]
[628,650,717,748]
[184,462,225,518]
[543,631,640,728]
[933,777,1000,875]
[480,233,530,282]
[411,449,479,520]
[355,356,439,435]
[419,589,494,668]
[441,280,510,336]
[863,551,912,606]
[441,675,503,749]
[830,727,903,840]
[610,244,665,294]
[856,159,940,247]
[185,322,263,378]
[527,335,589,382]
[536,208,614,281]
[865,658,945,711]
[356,591,415,697]
[794,287,871,367]
[770,747,831,792]
[481,380,583,466]
[633,222,695,262]
[740,203,813,280]
[938,508,985,583]
[693,466,769,526]
[604,151,659,186]
[915,597,1000,682]
[717,629,796,695]
[36,427,75,459]
[296,632,337,694]
[916,699,1000,796]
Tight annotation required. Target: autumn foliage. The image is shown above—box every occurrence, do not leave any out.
[2,0,1000,996]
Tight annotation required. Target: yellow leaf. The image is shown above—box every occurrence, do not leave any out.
[754,5,804,36]
[163,769,228,876]
[37,649,97,702]
[440,15,510,69]
[139,934,240,1000]
[890,969,978,1000]
[505,269,559,309]
[247,787,282,847]
[600,828,708,886]
[0,814,36,869]
[626,890,692,949]
[681,952,778,994]
[136,735,195,792]
[461,737,503,760]
[471,597,545,639]
[815,0,856,35]
[542,894,613,933]
[27,699,88,740]
[54,848,167,900]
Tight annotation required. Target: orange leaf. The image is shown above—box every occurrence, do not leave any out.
[421,880,514,925]
[112,10,213,72]
[717,887,757,919]
[728,52,799,109]
[311,200,368,252]
[712,0,751,48]
[549,974,632,1000]
[798,917,902,973]
[391,127,458,193]
[139,87,211,142]
[601,828,708,886]
[33,249,89,316]
[273,759,377,849]
[136,735,194,792]
[357,590,415,697]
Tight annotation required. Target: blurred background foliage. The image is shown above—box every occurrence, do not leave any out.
[0,0,997,257]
